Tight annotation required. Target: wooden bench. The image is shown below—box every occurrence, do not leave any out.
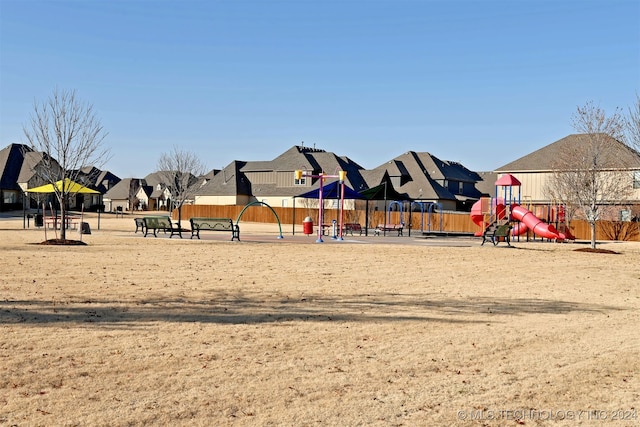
[189,217,240,241]
[481,222,512,246]
[374,224,404,236]
[344,223,363,236]
[134,217,146,234]
[142,216,182,238]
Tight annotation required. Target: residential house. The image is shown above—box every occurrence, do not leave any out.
[0,143,31,211]
[142,172,174,210]
[368,151,486,211]
[495,134,640,208]
[73,166,120,210]
[195,145,368,209]
[0,143,120,212]
[103,178,144,212]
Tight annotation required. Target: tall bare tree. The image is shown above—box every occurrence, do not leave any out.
[625,94,640,152]
[23,88,109,240]
[156,147,207,228]
[624,94,640,230]
[545,101,631,248]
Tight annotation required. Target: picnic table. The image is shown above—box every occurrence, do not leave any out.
[45,216,80,230]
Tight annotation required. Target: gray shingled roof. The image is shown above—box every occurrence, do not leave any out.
[496,134,640,172]
[103,178,143,200]
[370,151,482,201]
[475,171,498,197]
[195,161,251,197]
[0,144,31,190]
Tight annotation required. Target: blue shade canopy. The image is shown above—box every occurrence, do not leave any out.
[296,180,365,199]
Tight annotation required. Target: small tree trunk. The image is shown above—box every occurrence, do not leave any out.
[176,204,184,238]
[60,195,67,240]
[590,221,596,249]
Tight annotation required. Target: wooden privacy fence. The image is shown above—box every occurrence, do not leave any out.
[174,205,640,241]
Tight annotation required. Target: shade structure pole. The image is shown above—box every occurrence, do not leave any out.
[317,174,324,243]
[338,178,345,240]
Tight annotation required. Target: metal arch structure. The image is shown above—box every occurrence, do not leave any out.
[409,201,426,233]
[405,201,443,236]
[236,201,284,239]
[387,201,404,224]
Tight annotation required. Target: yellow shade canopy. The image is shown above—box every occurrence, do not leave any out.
[26,178,100,194]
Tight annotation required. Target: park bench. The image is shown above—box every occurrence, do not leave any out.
[134,217,146,234]
[374,224,404,236]
[481,221,512,246]
[142,215,182,238]
[344,223,364,236]
[189,217,240,241]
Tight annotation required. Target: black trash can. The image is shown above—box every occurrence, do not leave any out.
[80,222,91,235]
[35,214,44,227]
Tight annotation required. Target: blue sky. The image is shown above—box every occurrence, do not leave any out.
[1,0,638,179]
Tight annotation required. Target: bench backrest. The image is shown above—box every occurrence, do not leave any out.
[143,216,172,228]
[495,224,512,236]
[135,218,145,225]
[190,217,234,231]
[345,223,362,230]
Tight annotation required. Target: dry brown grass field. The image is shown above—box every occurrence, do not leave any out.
[1,213,639,426]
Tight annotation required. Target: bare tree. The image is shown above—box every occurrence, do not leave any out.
[23,88,109,240]
[127,179,142,212]
[624,94,640,236]
[625,94,640,151]
[156,147,207,228]
[545,101,631,248]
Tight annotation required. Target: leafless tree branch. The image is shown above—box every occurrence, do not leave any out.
[545,101,631,248]
[156,146,207,225]
[22,88,110,240]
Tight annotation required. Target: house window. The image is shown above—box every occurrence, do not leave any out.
[3,192,16,204]
[633,171,640,189]
[458,181,464,194]
[294,177,306,185]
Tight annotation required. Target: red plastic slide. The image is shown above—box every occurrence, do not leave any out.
[470,200,506,236]
[511,221,528,236]
[510,205,563,240]
[470,200,485,236]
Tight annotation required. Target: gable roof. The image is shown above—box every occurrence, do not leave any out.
[475,171,498,197]
[196,146,369,198]
[195,161,251,197]
[370,151,482,201]
[103,178,144,200]
[0,143,32,190]
[496,134,640,172]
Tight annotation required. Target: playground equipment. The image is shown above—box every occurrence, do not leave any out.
[386,200,443,236]
[294,169,347,242]
[470,174,574,243]
[236,201,284,239]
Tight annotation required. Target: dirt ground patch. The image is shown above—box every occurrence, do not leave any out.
[1,214,638,426]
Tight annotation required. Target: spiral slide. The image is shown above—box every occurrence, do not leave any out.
[510,205,564,241]
[470,200,490,236]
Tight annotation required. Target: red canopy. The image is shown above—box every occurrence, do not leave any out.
[495,174,521,186]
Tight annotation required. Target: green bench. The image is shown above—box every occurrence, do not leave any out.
[189,217,240,241]
[481,222,512,246]
[142,216,182,238]
[134,217,146,234]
